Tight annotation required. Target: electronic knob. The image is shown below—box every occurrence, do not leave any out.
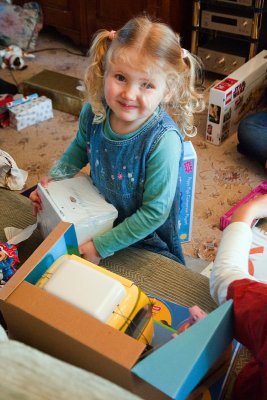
[242,20,248,27]
[205,54,211,60]
[216,57,225,67]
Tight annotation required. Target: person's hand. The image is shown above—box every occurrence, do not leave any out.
[79,240,101,265]
[29,176,51,216]
[231,194,267,225]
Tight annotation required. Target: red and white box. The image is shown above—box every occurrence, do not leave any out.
[206,50,267,145]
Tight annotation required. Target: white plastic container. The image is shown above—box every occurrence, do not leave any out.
[37,175,118,245]
[42,256,126,321]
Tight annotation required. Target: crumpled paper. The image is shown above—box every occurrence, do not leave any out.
[0,149,28,190]
[4,223,37,245]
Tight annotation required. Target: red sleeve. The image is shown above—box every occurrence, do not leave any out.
[227,279,267,400]
[227,279,267,353]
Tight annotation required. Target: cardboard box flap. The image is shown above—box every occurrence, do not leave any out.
[0,222,77,301]
[132,300,233,399]
[5,280,145,368]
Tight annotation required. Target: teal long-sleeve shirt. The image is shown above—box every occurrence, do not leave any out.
[50,104,182,258]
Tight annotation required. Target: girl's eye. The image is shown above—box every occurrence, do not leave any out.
[115,74,125,82]
[142,82,154,89]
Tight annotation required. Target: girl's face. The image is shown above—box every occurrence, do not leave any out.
[104,49,170,134]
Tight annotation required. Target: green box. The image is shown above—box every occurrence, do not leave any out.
[20,69,84,116]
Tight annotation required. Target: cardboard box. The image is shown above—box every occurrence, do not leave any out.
[20,69,84,116]
[37,175,118,245]
[0,222,233,400]
[205,50,267,145]
[179,141,197,243]
[9,96,53,131]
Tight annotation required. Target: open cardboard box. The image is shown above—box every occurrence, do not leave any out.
[0,222,233,400]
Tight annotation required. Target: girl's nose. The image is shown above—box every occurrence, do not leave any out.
[122,84,137,100]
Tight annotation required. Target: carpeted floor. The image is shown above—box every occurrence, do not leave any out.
[0,27,266,263]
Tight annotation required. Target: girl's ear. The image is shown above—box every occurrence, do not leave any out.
[163,89,172,103]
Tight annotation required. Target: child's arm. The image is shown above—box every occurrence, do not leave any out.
[48,104,90,178]
[79,240,101,265]
[231,193,267,224]
[29,176,51,215]
[210,194,267,304]
[29,104,90,215]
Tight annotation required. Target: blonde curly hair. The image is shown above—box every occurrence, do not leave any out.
[84,16,205,137]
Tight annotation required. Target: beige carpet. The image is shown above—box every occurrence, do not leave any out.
[1,28,266,262]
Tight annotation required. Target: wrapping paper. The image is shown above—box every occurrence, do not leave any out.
[9,96,53,130]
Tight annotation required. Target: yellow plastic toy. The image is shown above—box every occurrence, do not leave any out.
[36,254,153,345]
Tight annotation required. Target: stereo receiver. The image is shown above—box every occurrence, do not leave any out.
[198,47,246,74]
[201,10,253,36]
[216,0,252,5]
[203,0,266,8]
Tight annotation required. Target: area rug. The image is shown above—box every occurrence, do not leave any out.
[1,28,266,262]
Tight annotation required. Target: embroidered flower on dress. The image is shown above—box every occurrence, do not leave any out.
[117,173,123,180]
[128,173,134,182]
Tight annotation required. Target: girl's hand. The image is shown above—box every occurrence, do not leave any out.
[29,176,51,216]
[232,194,267,225]
[79,240,101,265]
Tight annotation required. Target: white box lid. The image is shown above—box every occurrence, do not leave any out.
[43,257,127,322]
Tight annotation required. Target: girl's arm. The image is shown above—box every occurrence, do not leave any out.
[30,104,91,215]
[210,194,267,304]
[92,131,182,258]
[48,103,90,178]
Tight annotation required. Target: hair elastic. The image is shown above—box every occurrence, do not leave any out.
[108,30,116,40]
[181,48,189,58]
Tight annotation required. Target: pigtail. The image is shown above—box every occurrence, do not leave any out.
[163,49,205,137]
[84,30,112,122]
[179,52,205,137]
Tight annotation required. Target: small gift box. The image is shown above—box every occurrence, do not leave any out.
[9,96,53,131]
[0,94,13,128]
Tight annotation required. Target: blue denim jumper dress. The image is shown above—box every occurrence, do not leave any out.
[86,106,185,265]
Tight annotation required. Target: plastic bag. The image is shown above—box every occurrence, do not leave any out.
[0,149,28,190]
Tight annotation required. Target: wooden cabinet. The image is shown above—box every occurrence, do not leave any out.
[14,1,193,49]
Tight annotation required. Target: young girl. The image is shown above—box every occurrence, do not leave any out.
[210,194,267,400]
[30,16,204,265]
